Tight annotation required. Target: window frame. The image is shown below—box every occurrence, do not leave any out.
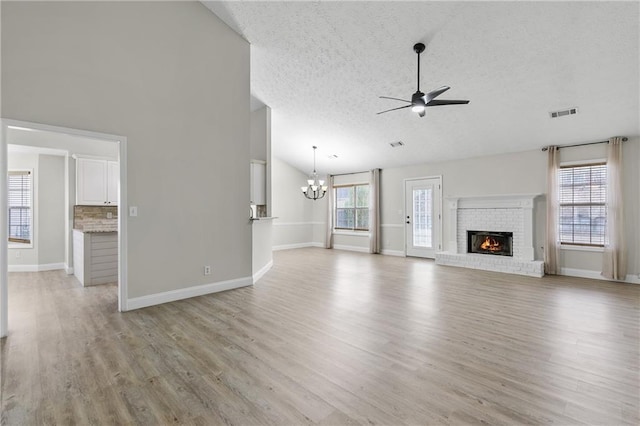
[558,161,606,248]
[8,169,34,248]
[333,183,370,232]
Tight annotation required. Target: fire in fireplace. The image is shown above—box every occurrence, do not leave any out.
[467,230,513,256]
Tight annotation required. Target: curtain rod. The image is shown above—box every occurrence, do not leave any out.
[541,137,628,152]
[329,170,370,177]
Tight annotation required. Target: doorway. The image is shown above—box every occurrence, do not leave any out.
[405,177,442,258]
[1,119,128,338]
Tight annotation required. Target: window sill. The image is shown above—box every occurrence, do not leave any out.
[9,243,33,249]
[333,230,370,237]
[560,244,604,253]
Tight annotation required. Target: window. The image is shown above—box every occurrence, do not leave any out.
[559,163,606,246]
[335,184,369,231]
[8,170,32,244]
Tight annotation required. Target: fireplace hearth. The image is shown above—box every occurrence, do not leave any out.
[467,230,513,257]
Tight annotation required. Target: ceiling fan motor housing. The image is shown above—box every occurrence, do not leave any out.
[411,91,426,106]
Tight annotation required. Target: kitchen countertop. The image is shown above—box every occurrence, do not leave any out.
[74,228,118,233]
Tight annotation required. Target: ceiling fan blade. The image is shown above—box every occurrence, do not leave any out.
[377,104,412,115]
[426,99,470,106]
[379,96,412,103]
[425,86,450,102]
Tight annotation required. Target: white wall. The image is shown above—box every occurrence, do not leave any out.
[271,156,319,249]
[2,2,251,299]
[250,106,273,278]
[305,141,639,280]
[37,155,65,265]
[8,153,65,269]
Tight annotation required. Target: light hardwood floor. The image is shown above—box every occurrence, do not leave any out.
[1,248,639,425]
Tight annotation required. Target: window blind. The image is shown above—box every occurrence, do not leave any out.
[8,170,32,243]
[558,163,606,246]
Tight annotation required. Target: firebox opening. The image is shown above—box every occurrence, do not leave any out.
[467,230,513,257]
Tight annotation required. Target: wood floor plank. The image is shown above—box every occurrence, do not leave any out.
[1,249,639,424]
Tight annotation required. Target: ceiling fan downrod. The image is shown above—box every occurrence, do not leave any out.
[414,43,425,93]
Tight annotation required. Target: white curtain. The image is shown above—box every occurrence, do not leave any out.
[325,175,334,249]
[544,146,560,275]
[369,168,381,254]
[602,137,627,280]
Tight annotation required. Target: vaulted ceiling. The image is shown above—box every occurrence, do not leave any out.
[204,1,639,175]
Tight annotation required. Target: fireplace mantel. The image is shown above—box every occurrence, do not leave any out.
[448,193,541,210]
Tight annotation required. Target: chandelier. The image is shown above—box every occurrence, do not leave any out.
[301,146,327,200]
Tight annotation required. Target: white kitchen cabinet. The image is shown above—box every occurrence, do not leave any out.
[250,161,266,205]
[76,158,119,205]
[107,161,119,204]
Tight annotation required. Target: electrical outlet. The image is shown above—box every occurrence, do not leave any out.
[107,212,113,219]
[129,206,138,217]
[15,251,21,258]
[204,265,211,276]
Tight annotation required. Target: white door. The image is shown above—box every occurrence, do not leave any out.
[405,177,441,258]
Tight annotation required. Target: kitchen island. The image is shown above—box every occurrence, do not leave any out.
[73,229,118,286]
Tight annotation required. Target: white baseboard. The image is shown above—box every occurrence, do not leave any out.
[333,244,370,253]
[253,260,273,283]
[273,242,324,251]
[127,276,253,311]
[65,266,74,275]
[381,249,405,257]
[8,262,65,272]
[560,268,640,284]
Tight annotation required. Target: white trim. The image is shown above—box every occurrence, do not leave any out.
[381,249,405,257]
[333,230,370,237]
[118,137,128,312]
[65,264,74,275]
[333,244,369,253]
[127,276,253,311]
[71,153,118,162]
[8,262,65,272]
[560,244,604,252]
[1,122,7,337]
[381,223,404,228]
[560,158,607,167]
[559,268,640,284]
[252,260,273,283]
[8,144,68,157]
[8,242,33,249]
[273,221,324,226]
[272,242,323,251]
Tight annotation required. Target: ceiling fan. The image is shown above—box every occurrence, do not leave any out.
[378,43,469,118]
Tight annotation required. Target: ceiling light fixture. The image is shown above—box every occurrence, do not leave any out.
[301,146,327,200]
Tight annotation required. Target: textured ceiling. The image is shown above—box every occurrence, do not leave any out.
[204,1,639,175]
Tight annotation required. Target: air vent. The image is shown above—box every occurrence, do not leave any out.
[389,141,404,148]
[550,107,578,118]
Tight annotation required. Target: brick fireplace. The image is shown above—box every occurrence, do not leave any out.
[435,194,544,277]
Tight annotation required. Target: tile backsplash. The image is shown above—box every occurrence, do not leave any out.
[74,205,118,231]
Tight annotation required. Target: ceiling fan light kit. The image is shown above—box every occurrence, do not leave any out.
[378,42,469,118]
